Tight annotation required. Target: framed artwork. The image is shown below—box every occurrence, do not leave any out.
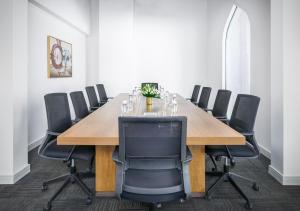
[47,36,72,78]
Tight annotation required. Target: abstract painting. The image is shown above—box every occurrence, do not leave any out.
[47,36,72,78]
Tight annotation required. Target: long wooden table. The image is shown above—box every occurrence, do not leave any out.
[58,93,245,196]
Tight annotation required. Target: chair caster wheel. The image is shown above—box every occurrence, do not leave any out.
[252,183,259,191]
[245,202,253,209]
[155,203,162,209]
[42,184,48,191]
[86,197,92,205]
[205,194,211,200]
[43,203,51,211]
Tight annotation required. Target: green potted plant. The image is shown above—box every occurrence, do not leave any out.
[141,84,160,105]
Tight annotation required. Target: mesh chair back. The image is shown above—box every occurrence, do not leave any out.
[85,86,99,108]
[44,93,72,133]
[141,83,159,90]
[229,94,260,154]
[70,91,89,119]
[198,87,212,109]
[212,89,231,118]
[39,93,72,156]
[96,84,108,102]
[229,94,260,133]
[118,117,187,163]
[191,85,201,103]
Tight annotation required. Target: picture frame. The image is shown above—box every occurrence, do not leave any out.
[47,36,72,78]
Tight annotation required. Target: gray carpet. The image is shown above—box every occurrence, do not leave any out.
[0,148,300,211]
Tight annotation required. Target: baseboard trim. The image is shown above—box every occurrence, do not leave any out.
[259,144,271,159]
[268,165,283,184]
[0,164,30,184]
[28,136,44,151]
[268,165,300,185]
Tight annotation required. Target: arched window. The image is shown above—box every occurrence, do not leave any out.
[222,5,251,113]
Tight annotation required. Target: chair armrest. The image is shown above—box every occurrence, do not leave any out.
[183,147,192,163]
[99,102,106,106]
[240,131,254,137]
[112,147,124,199]
[47,130,61,136]
[90,106,99,111]
[218,118,229,124]
[182,147,192,199]
[46,131,76,161]
[215,116,227,119]
[72,119,81,124]
[65,146,77,161]
[112,147,123,165]
[225,146,235,167]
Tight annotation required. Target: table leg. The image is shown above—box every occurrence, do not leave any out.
[189,145,205,197]
[95,146,116,193]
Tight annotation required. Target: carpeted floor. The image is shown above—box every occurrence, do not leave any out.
[0,148,300,211]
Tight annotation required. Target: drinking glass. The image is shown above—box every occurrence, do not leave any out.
[172,100,178,114]
[128,95,134,111]
[172,94,177,104]
[121,100,128,114]
[165,91,170,105]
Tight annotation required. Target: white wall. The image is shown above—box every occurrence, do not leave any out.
[270,0,284,176]
[282,0,300,178]
[206,0,271,158]
[28,2,87,148]
[99,0,207,97]
[13,0,30,176]
[30,0,91,34]
[99,0,136,95]
[0,0,30,184]
[269,0,300,185]
[87,0,100,85]
[0,0,14,178]
[225,7,251,114]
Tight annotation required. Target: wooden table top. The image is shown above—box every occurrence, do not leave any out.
[58,93,245,146]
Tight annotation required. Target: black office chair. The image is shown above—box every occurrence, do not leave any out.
[70,91,90,122]
[197,87,212,110]
[205,89,231,120]
[96,84,112,105]
[39,93,95,211]
[85,86,100,111]
[141,83,159,89]
[113,117,192,210]
[205,94,260,209]
[186,85,201,105]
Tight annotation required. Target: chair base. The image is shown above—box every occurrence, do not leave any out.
[42,162,94,211]
[205,161,259,210]
[146,198,185,211]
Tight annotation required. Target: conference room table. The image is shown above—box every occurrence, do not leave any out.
[58,93,245,197]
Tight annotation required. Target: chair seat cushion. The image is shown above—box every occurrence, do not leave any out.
[121,190,185,203]
[205,142,257,158]
[72,146,95,161]
[43,139,94,161]
[125,169,182,189]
